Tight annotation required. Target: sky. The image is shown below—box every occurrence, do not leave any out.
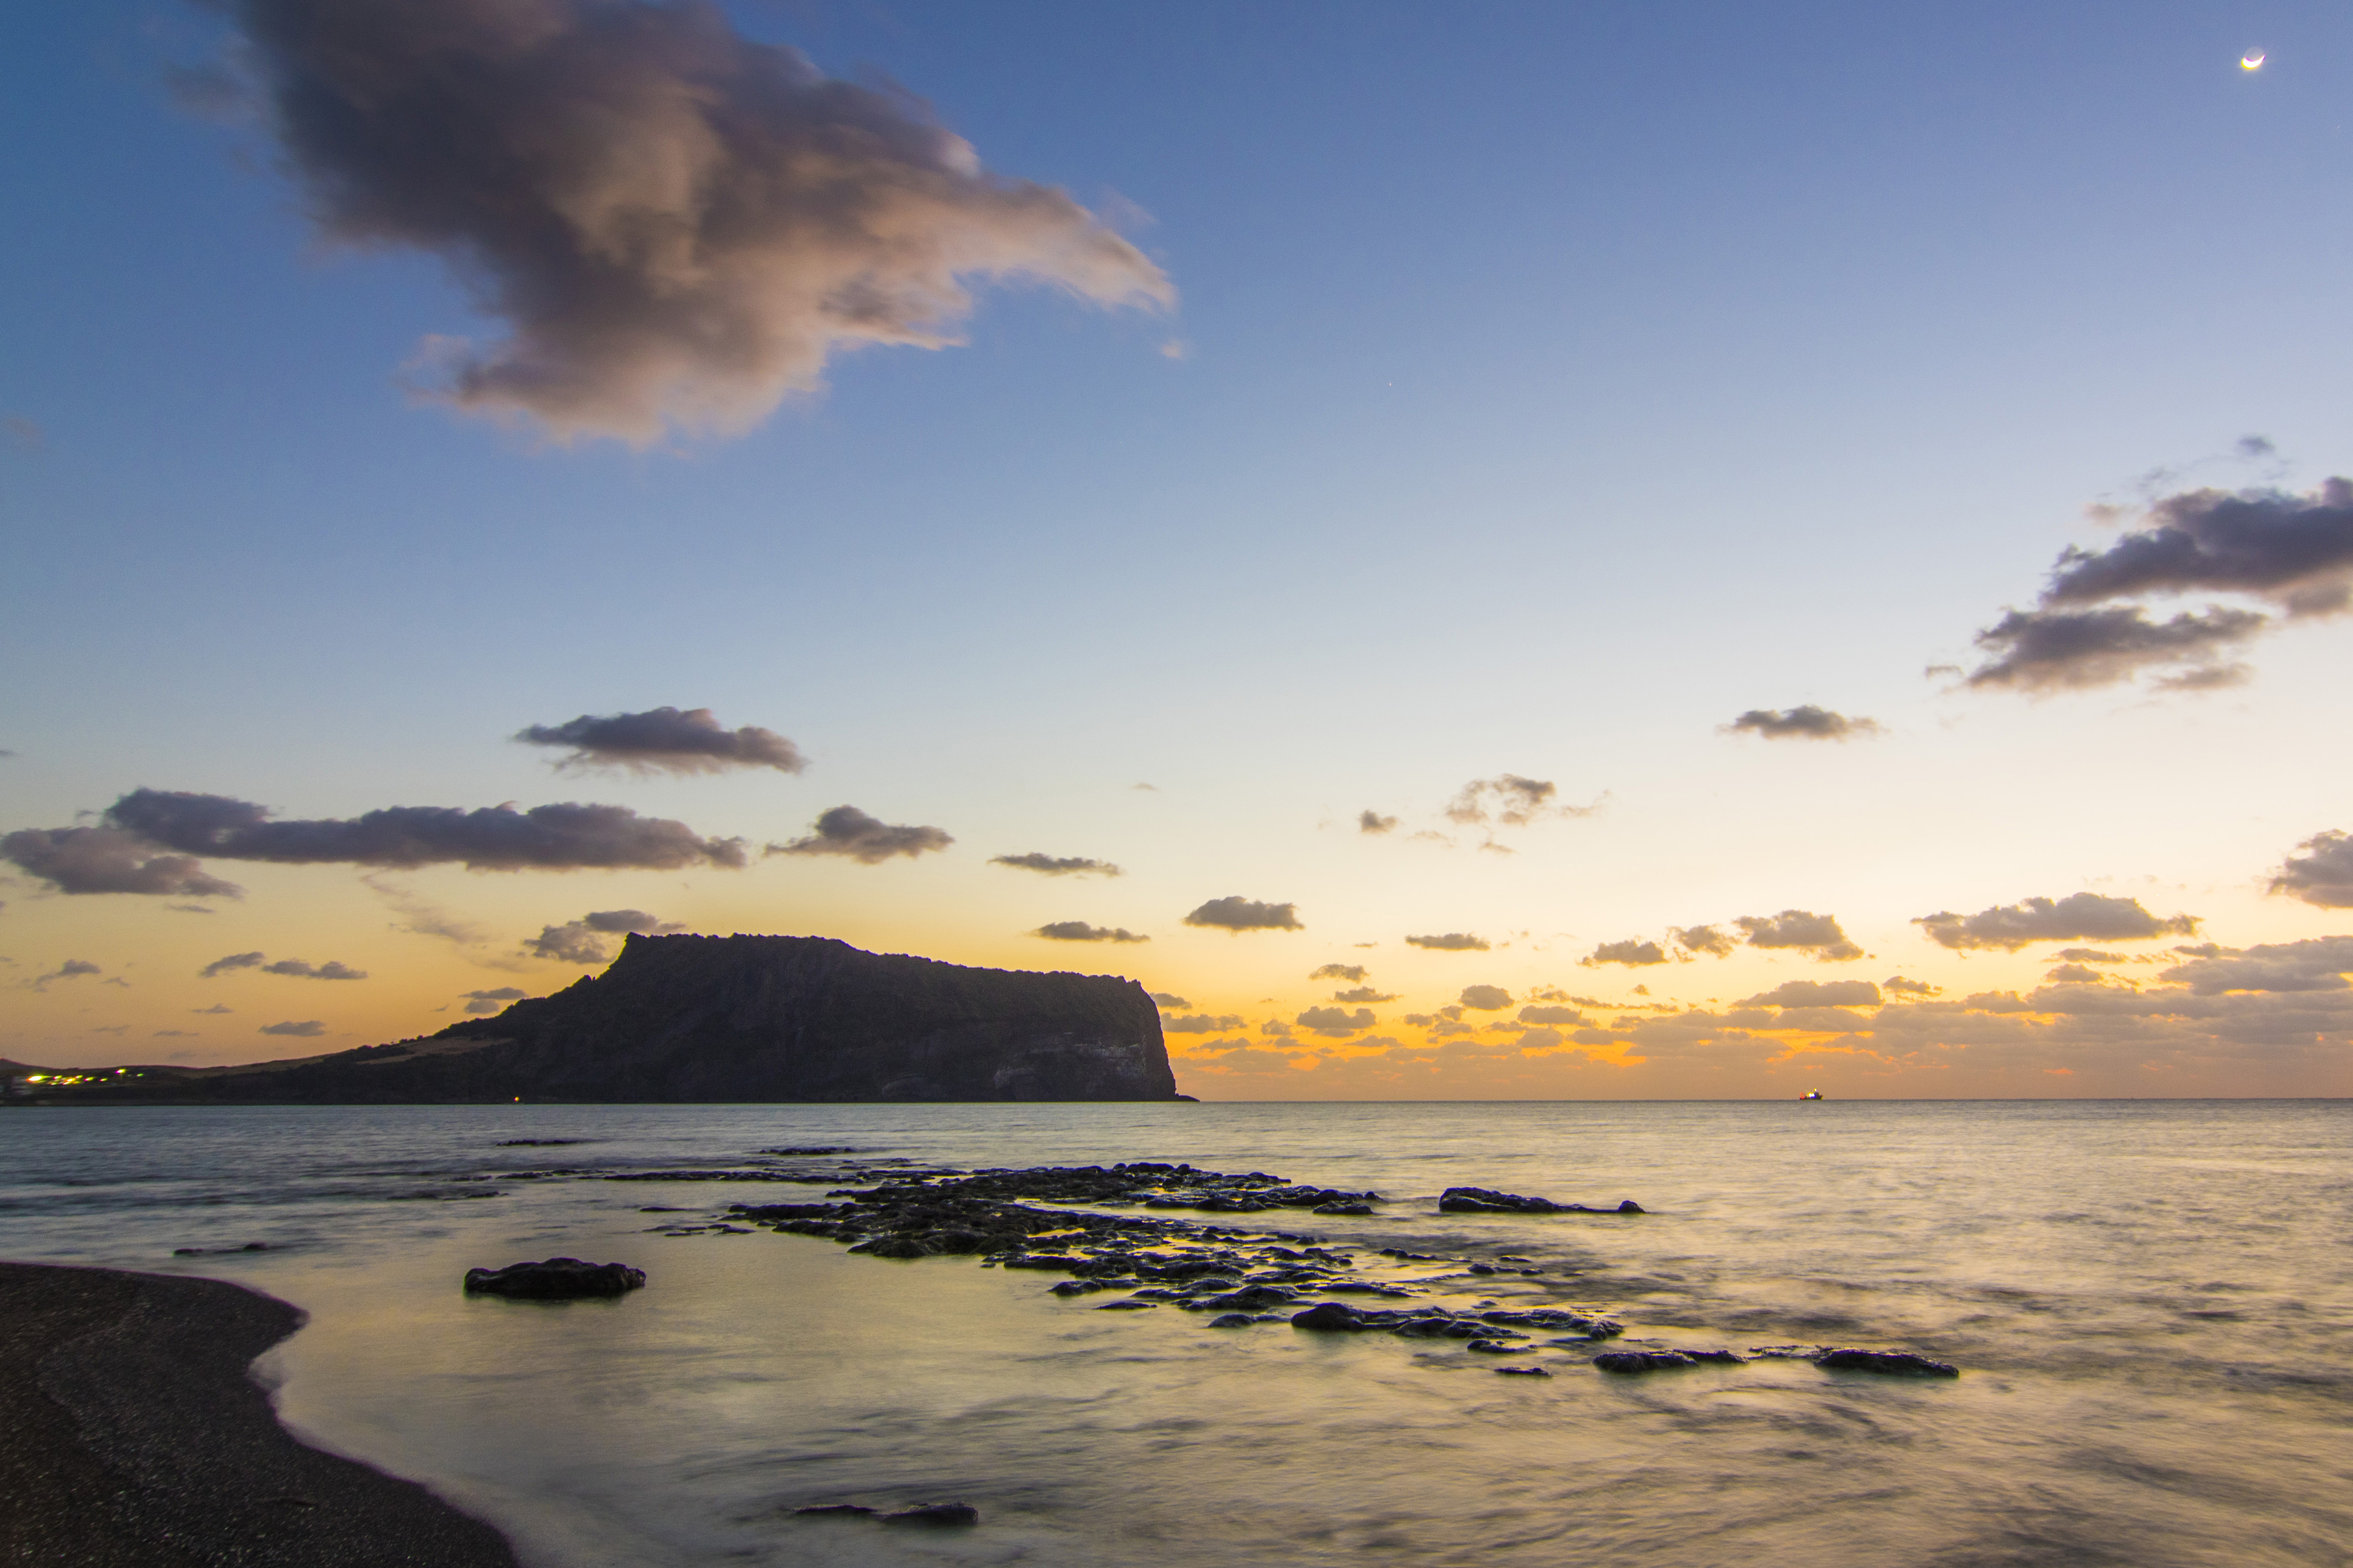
[4,0,2351,1099]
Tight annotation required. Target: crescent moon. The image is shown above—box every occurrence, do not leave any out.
[2242,51,2265,69]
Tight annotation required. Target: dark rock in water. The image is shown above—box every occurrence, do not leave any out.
[462,1258,645,1299]
[1592,1350,1699,1373]
[1494,1365,1553,1377]
[1311,1200,1374,1215]
[1208,1312,1257,1328]
[1049,1279,1112,1297]
[1290,1302,1372,1331]
[881,1503,979,1527]
[496,1138,588,1146]
[1464,1338,1521,1355]
[1439,1187,1645,1216]
[1097,1299,1158,1310]
[1189,1285,1299,1312]
[1591,1347,1745,1372]
[66,934,1176,1105]
[1817,1349,1958,1377]
[794,1504,877,1517]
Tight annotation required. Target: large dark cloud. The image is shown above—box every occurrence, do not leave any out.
[2271,830,2353,909]
[1964,605,2264,692]
[1184,897,1301,932]
[0,826,244,898]
[58,789,746,874]
[1914,892,2199,952]
[1405,932,1488,952]
[224,0,1174,443]
[767,806,951,864]
[1725,706,1881,741]
[1735,910,1863,962]
[991,853,1121,878]
[2044,478,2353,616]
[526,908,683,963]
[515,706,805,775]
[1032,921,1147,943]
[1962,478,2353,691]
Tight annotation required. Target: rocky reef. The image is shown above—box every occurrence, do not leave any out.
[16,935,1178,1105]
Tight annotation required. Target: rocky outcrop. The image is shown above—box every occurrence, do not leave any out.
[25,935,1178,1105]
[462,1259,645,1299]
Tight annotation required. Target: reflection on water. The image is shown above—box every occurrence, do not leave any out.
[2,1100,2348,1566]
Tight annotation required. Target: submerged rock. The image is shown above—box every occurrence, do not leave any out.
[793,1504,877,1517]
[1592,1349,1726,1373]
[1817,1349,1958,1377]
[461,1258,645,1299]
[1291,1302,1374,1332]
[1494,1365,1553,1377]
[1439,1187,1645,1216]
[881,1503,979,1527]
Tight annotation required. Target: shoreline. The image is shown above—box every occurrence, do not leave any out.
[0,1260,517,1567]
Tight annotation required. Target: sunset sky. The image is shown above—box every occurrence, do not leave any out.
[5,1,2351,1097]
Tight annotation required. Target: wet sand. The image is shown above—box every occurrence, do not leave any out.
[0,1260,516,1568]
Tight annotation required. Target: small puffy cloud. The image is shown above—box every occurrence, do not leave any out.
[1736,910,1864,962]
[991,853,1121,878]
[32,959,101,990]
[2271,830,2353,909]
[1260,1019,1294,1037]
[1741,979,1882,1008]
[527,908,685,963]
[1725,706,1882,741]
[1,826,244,899]
[1445,775,1582,828]
[1669,924,1736,958]
[1914,893,2199,951]
[2052,948,2128,963]
[1405,932,1488,952]
[516,707,804,775]
[1311,963,1368,982]
[1331,986,1396,1003]
[1296,1005,1377,1037]
[1165,1013,1245,1033]
[1882,975,1940,997]
[2045,963,2106,984]
[768,806,952,865]
[259,1020,326,1037]
[261,959,368,980]
[1583,938,1668,968]
[1184,896,1301,932]
[1148,992,1189,1009]
[1515,1004,1588,1026]
[1033,921,1148,943]
[200,951,267,979]
[220,0,1174,445]
[463,986,529,1015]
[69,789,746,875]
[1964,605,2265,692]
[2159,936,2353,996]
[1458,985,1513,1010]
[1358,810,1398,835]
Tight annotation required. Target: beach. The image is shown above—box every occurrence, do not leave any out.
[0,1260,517,1567]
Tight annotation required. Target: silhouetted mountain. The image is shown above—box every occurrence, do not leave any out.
[10,936,1178,1105]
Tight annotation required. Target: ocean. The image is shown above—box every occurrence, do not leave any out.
[1,1099,2347,1567]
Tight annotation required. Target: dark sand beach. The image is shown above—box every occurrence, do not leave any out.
[0,1261,516,1568]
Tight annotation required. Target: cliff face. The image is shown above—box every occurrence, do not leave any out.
[39,936,1178,1105]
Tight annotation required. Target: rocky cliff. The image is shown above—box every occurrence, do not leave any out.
[22,936,1178,1105]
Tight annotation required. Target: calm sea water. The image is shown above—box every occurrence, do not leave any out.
[1,1100,2348,1567]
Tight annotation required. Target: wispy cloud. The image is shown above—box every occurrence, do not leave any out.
[1405,932,1488,952]
[991,853,1121,877]
[1032,921,1148,943]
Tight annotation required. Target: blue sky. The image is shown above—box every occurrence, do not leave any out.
[5,1,2351,1096]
